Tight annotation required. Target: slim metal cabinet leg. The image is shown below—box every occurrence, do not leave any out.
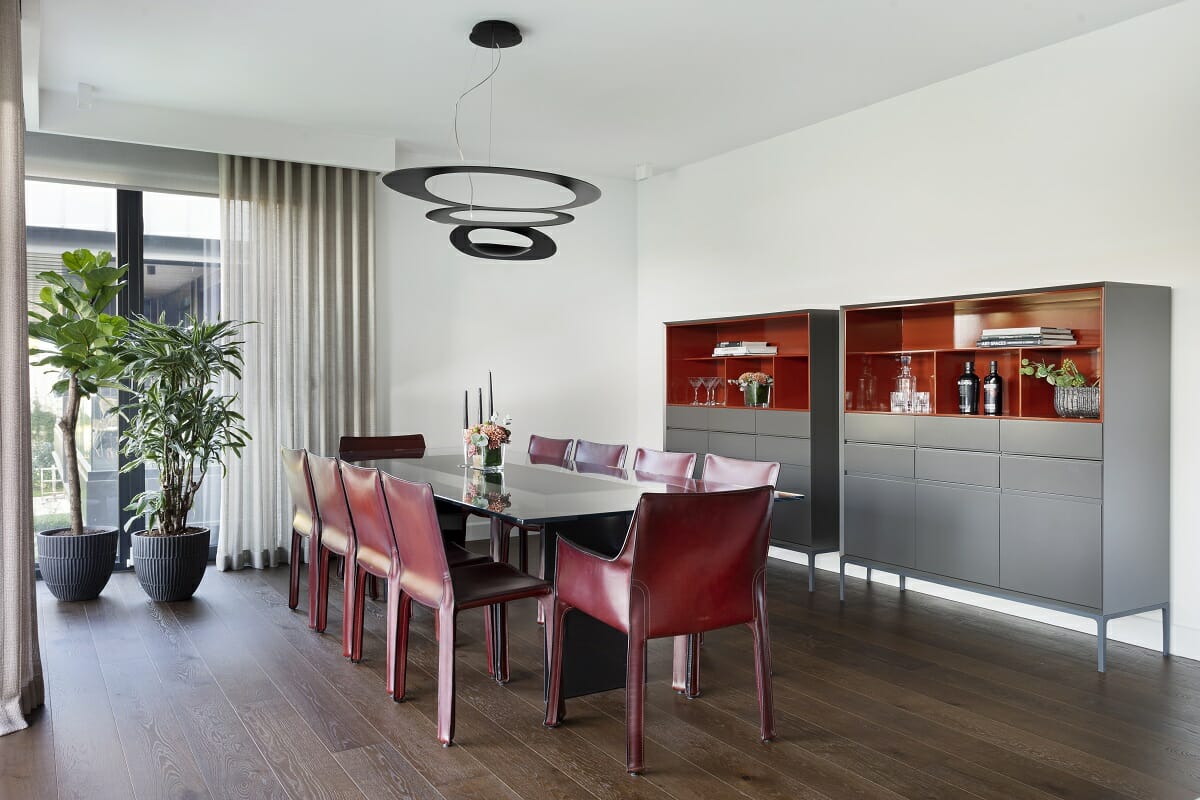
[899,575,906,592]
[866,567,872,583]
[1097,617,1108,673]
[1163,605,1171,657]
[838,560,846,602]
[807,553,815,593]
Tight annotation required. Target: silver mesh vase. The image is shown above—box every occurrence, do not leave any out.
[1053,386,1100,418]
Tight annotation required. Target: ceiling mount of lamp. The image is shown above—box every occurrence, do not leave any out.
[382,19,600,261]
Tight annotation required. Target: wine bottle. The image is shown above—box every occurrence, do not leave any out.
[983,360,1003,416]
[957,361,980,414]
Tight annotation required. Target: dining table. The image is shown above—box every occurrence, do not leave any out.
[357,447,802,703]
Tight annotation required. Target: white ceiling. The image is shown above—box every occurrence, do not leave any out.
[33,0,1182,178]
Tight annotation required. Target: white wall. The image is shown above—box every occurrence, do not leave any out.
[637,1,1200,659]
[376,155,639,457]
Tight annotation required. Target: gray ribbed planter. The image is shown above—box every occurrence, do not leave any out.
[131,528,210,601]
[36,527,119,601]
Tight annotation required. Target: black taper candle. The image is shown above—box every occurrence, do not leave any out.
[488,371,494,418]
[464,390,469,429]
[478,388,483,425]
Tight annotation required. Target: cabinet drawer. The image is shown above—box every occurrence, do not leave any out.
[915,482,1000,586]
[844,443,915,478]
[844,474,915,567]
[708,408,756,434]
[916,448,999,487]
[845,413,915,445]
[664,428,707,456]
[915,417,999,452]
[665,406,708,430]
[1000,492,1101,609]
[772,465,812,547]
[1000,419,1102,460]
[756,435,810,466]
[707,431,756,460]
[756,410,810,438]
[1000,455,1102,499]
[777,463,811,494]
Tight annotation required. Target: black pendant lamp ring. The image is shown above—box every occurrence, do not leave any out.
[381,165,601,211]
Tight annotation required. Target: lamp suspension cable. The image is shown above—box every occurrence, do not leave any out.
[452,38,502,217]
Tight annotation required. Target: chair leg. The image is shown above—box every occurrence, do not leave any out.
[307,535,321,629]
[342,554,358,659]
[626,629,648,775]
[544,600,570,728]
[517,528,528,573]
[686,634,701,698]
[387,587,412,700]
[671,636,688,693]
[750,586,776,742]
[350,566,368,663]
[436,608,458,746]
[495,601,510,684]
[315,545,333,633]
[536,532,547,625]
[288,529,302,610]
[367,574,379,600]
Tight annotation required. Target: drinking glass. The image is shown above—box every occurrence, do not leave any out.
[688,377,702,405]
[702,376,721,406]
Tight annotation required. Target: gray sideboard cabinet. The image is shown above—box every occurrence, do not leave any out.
[839,283,1170,672]
[663,309,841,591]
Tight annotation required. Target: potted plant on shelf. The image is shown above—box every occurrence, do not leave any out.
[1019,357,1100,418]
[28,249,129,601]
[733,371,773,408]
[119,314,251,600]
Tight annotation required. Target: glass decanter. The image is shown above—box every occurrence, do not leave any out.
[893,354,917,413]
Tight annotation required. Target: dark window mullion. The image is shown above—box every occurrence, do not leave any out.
[115,190,144,568]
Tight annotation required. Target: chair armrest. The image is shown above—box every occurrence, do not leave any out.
[554,536,631,631]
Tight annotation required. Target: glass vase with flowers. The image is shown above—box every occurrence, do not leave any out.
[464,414,513,472]
[734,371,773,408]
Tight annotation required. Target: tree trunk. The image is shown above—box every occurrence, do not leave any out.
[59,374,84,536]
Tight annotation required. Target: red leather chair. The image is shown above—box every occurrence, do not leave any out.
[574,439,628,468]
[281,448,320,627]
[528,434,574,464]
[671,453,782,695]
[338,433,426,460]
[307,454,358,657]
[339,462,490,663]
[380,472,553,746]
[544,486,776,774]
[631,447,697,479]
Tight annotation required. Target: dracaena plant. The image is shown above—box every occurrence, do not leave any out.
[28,249,129,536]
[119,314,251,536]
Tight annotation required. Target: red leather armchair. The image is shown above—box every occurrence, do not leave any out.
[528,434,574,464]
[307,454,358,657]
[381,472,552,746]
[544,487,776,774]
[281,448,320,626]
[631,447,696,479]
[574,439,628,468]
[338,433,426,461]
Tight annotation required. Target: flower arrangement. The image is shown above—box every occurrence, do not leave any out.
[1019,358,1098,388]
[464,413,513,457]
[465,481,512,512]
[736,371,773,387]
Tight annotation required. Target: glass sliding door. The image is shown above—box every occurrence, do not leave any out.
[24,180,120,549]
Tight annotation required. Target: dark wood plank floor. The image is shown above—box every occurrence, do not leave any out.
[5,551,1199,800]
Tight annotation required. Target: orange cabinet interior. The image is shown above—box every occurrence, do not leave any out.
[666,312,811,411]
[844,286,1104,421]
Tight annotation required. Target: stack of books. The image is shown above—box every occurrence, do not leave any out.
[712,340,778,356]
[975,327,1077,347]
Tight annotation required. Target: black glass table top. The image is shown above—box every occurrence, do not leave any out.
[357,447,801,526]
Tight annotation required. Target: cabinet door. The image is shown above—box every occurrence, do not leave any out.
[915,482,1000,586]
[1000,492,1102,609]
[707,432,756,460]
[843,474,914,567]
[665,406,708,430]
[665,429,706,457]
[771,465,812,547]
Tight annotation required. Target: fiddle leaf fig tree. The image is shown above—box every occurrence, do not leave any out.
[119,314,251,536]
[28,249,129,536]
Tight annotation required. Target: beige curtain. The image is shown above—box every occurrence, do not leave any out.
[217,156,376,570]
[0,0,45,736]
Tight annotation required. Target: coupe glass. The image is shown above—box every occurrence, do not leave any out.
[687,377,702,405]
[702,376,721,406]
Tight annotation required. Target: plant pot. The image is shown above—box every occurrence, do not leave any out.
[1053,386,1100,419]
[35,527,118,601]
[467,443,506,473]
[131,527,211,601]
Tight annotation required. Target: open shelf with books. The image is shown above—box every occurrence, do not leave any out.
[843,285,1104,421]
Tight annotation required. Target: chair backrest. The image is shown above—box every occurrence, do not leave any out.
[528,434,574,464]
[621,487,774,637]
[379,472,452,607]
[338,434,426,461]
[574,439,629,468]
[631,447,696,480]
[701,453,780,488]
[281,447,317,537]
[309,454,354,551]
[338,462,395,575]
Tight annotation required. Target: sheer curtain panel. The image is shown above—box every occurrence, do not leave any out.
[218,156,376,571]
[0,0,46,736]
